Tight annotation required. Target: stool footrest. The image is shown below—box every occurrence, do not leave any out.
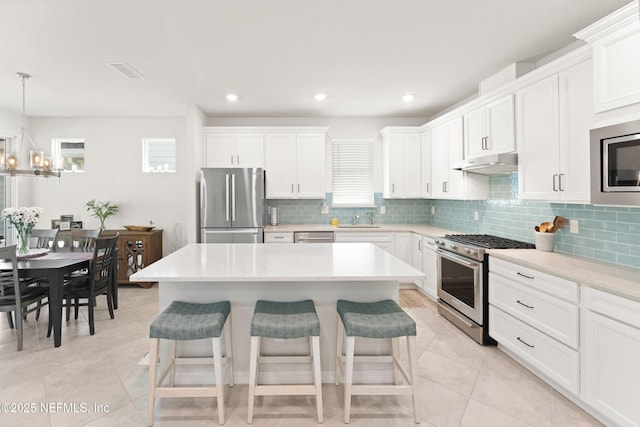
[254,384,318,396]
[258,355,312,364]
[175,356,230,365]
[350,384,414,395]
[155,386,220,398]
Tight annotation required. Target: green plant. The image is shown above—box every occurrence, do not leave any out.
[85,199,119,230]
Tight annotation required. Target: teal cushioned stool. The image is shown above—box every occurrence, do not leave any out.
[147,301,234,426]
[248,300,323,424]
[336,299,420,424]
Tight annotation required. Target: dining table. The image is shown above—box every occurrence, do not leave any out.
[0,248,94,347]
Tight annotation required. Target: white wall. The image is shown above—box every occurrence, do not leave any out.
[206,116,425,191]
[23,117,189,254]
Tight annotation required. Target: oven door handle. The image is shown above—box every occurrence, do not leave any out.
[437,250,481,269]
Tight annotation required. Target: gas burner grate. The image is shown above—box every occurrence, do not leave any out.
[444,234,535,249]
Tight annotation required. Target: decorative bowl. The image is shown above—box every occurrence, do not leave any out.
[123,225,155,232]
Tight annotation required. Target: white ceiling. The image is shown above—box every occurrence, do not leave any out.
[0,0,632,119]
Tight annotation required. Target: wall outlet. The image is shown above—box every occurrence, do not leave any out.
[431,206,435,215]
[380,206,386,215]
[474,211,479,221]
[320,205,328,214]
[570,219,579,233]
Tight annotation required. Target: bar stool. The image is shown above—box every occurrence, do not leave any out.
[335,299,420,424]
[248,299,323,423]
[147,301,234,426]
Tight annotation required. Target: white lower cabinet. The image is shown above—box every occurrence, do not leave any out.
[264,232,294,243]
[582,287,640,427]
[394,232,412,265]
[411,233,423,288]
[421,236,438,300]
[334,232,395,254]
[488,257,579,395]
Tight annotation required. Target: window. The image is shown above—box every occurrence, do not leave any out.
[332,138,374,207]
[143,138,176,173]
[52,138,85,172]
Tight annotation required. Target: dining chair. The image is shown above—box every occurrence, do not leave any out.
[0,245,48,351]
[29,228,59,249]
[49,234,118,336]
[70,228,100,249]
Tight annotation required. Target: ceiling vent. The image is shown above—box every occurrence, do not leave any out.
[108,62,145,80]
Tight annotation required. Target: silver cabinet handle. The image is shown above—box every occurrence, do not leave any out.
[552,174,558,192]
[426,182,430,193]
[418,240,422,251]
[237,154,240,164]
[274,236,284,239]
[516,300,534,309]
[442,182,446,193]
[559,173,564,191]
[517,272,534,280]
[517,337,535,348]
[231,174,236,222]
[291,184,294,193]
[392,183,395,193]
[230,155,234,165]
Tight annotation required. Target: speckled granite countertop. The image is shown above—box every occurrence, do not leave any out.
[489,249,640,302]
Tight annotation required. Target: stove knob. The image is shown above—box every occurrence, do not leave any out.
[451,244,458,250]
[434,239,442,246]
[464,248,470,254]
[468,249,477,256]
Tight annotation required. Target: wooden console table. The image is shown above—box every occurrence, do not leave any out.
[103,229,163,288]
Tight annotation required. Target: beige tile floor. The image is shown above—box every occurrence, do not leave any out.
[0,286,604,427]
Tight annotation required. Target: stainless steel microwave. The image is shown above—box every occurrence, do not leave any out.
[590,119,640,206]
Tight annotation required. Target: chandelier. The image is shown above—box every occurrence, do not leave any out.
[0,72,61,178]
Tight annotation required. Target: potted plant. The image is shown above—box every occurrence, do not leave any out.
[85,199,119,231]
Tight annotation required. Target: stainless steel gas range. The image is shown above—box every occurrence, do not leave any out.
[435,234,535,345]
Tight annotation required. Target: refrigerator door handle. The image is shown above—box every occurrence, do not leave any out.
[225,173,230,222]
[231,173,236,222]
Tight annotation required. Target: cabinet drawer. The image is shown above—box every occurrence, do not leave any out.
[264,232,294,243]
[489,272,578,349]
[489,307,579,394]
[583,287,640,329]
[490,257,578,303]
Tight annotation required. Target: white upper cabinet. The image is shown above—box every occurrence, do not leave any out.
[264,130,327,199]
[575,1,640,112]
[430,117,488,200]
[420,130,432,198]
[464,94,515,159]
[203,130,264,168]
[517,60,593,203]
[381,128,422,198]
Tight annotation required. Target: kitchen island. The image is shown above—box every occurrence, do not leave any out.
[131,242,424,384]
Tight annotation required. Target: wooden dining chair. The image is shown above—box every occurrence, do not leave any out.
[0,245,48,351]
[70,229,100,249]
[29,228,59,249]
[49,234,119,336]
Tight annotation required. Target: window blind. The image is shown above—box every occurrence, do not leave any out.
[332,139,374,207]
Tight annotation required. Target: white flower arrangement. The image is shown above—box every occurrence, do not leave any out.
[1,206,43,254]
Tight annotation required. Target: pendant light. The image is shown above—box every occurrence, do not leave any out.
[1,72,61,178]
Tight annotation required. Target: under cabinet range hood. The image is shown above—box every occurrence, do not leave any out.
[452,153,518,175]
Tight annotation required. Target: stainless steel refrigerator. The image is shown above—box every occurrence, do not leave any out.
[199,168,265,243]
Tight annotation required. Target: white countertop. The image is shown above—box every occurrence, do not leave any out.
[264,223,457,237]
[131,242,425,282]
[489,249,640,302]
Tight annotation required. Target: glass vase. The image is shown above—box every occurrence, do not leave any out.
[17,230,30,256]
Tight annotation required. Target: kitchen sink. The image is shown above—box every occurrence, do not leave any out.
[336,224,382,228]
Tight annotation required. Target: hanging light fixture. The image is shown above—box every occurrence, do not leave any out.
[1,72,60,178]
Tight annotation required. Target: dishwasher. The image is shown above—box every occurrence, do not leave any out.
[294,231,334,243]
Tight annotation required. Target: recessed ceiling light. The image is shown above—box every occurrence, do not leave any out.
[401,94,414,102]
[226,93,238,102]
[315,93,327,101]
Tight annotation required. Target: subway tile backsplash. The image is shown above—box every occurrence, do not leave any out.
[267,174,640,269]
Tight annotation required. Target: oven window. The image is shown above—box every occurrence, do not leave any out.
[440,257,475,308]
[606,138,640,188]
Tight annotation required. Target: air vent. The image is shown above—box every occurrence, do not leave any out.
[108,62,145,80]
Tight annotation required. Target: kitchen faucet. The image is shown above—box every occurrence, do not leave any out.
[352,211,359,225]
